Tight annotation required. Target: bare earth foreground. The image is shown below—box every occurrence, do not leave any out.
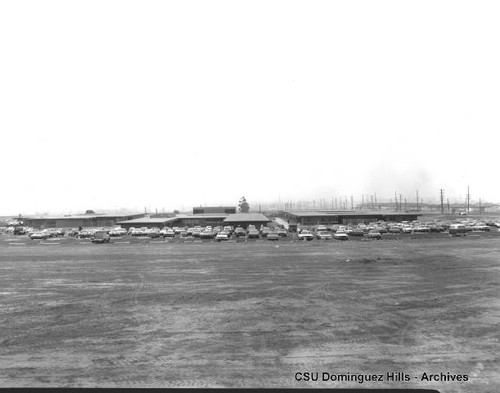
[1,234,499,392]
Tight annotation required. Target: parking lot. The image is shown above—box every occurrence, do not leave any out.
[1,226,499,391]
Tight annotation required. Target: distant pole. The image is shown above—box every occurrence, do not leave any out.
[362,194,365,209]
[350,195,354,210]
[416,190,419,211]
[399,194,402,213]
[404,198,407,212]
[395,191,398,211]
[467,186,470,212]
[440,189,445,214]
[374,193,377,209]
[447,198,450,214]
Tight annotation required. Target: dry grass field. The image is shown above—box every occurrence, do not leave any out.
[1,231,499,391]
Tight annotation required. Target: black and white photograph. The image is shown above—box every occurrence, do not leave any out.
[1,1,499,391]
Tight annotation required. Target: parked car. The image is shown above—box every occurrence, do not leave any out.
[449,223,467,236]
[316,231,332,240]
[109,228,127,237]
[367,230,382,239]
[200,230,215,239]
[247,229,260,239]
[267,232,280,241]
[13,227,27,235]
[298,230,314,241]
[234,227,246,237]
[77,230,94,239]
[277,229,288,237]
[162,229,175,238]
[30,231,49,240]
[148,228,162,238]
[348,228,365,237]
[334,232,349,241]
[92,231,111,243]
[216,232,229,242]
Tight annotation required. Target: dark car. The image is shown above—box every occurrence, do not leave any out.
[277,229,288,237]
[234,227,247,237]
[267,232,280,241]
[92,231,111,243]
[13,227,27,235]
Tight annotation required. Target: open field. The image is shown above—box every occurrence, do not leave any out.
[1,232,499,391]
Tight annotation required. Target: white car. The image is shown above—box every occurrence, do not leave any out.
[334,232,349,241]
[216,232,229,242]
[298,230,314,241]
[30,231,49,240]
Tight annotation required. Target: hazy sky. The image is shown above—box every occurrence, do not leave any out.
[1,1,499,215]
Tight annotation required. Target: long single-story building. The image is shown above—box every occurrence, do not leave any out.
[21,212,146,229]
[222,213,271,229]
[116,213,272,230]
[115,217,180,230]
[282,211,422,225]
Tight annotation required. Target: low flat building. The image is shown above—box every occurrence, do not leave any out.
[193,206,237,215]
[177,214,229,227]
[283,211,422,226]
[116,217,180,230]
[22,212,146,229]
[223,213,271,229]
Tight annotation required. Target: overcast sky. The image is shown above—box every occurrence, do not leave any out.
[1,1,499,215]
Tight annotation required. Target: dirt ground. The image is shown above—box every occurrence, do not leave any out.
[0,232,499,391]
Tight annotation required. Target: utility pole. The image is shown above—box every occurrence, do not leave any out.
[440,189,445,215]
[404,198,407,212]
[351,195,354,210]
[399,194,402,213]
[467,186,470,212]
[416,190,419,211]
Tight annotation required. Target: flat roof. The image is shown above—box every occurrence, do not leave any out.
[223,213,271,223]
[193,206,235,209]
[176,214,229,219]
[286,211,422,217]
[116,217,179,224]
[23,213,145,220]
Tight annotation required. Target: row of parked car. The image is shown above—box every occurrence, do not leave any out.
[4,217,499,243]
[124,225,290,241]
[295,219,500,240]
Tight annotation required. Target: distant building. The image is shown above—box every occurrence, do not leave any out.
[116,212,271,229]
[116,217,179,230]
[193,206,236,215]
[223,213,271,229]
[22,212,146,229]
[283,211,422,226]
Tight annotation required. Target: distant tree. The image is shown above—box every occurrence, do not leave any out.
[173,210,180,214]
[238,196,250,213]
